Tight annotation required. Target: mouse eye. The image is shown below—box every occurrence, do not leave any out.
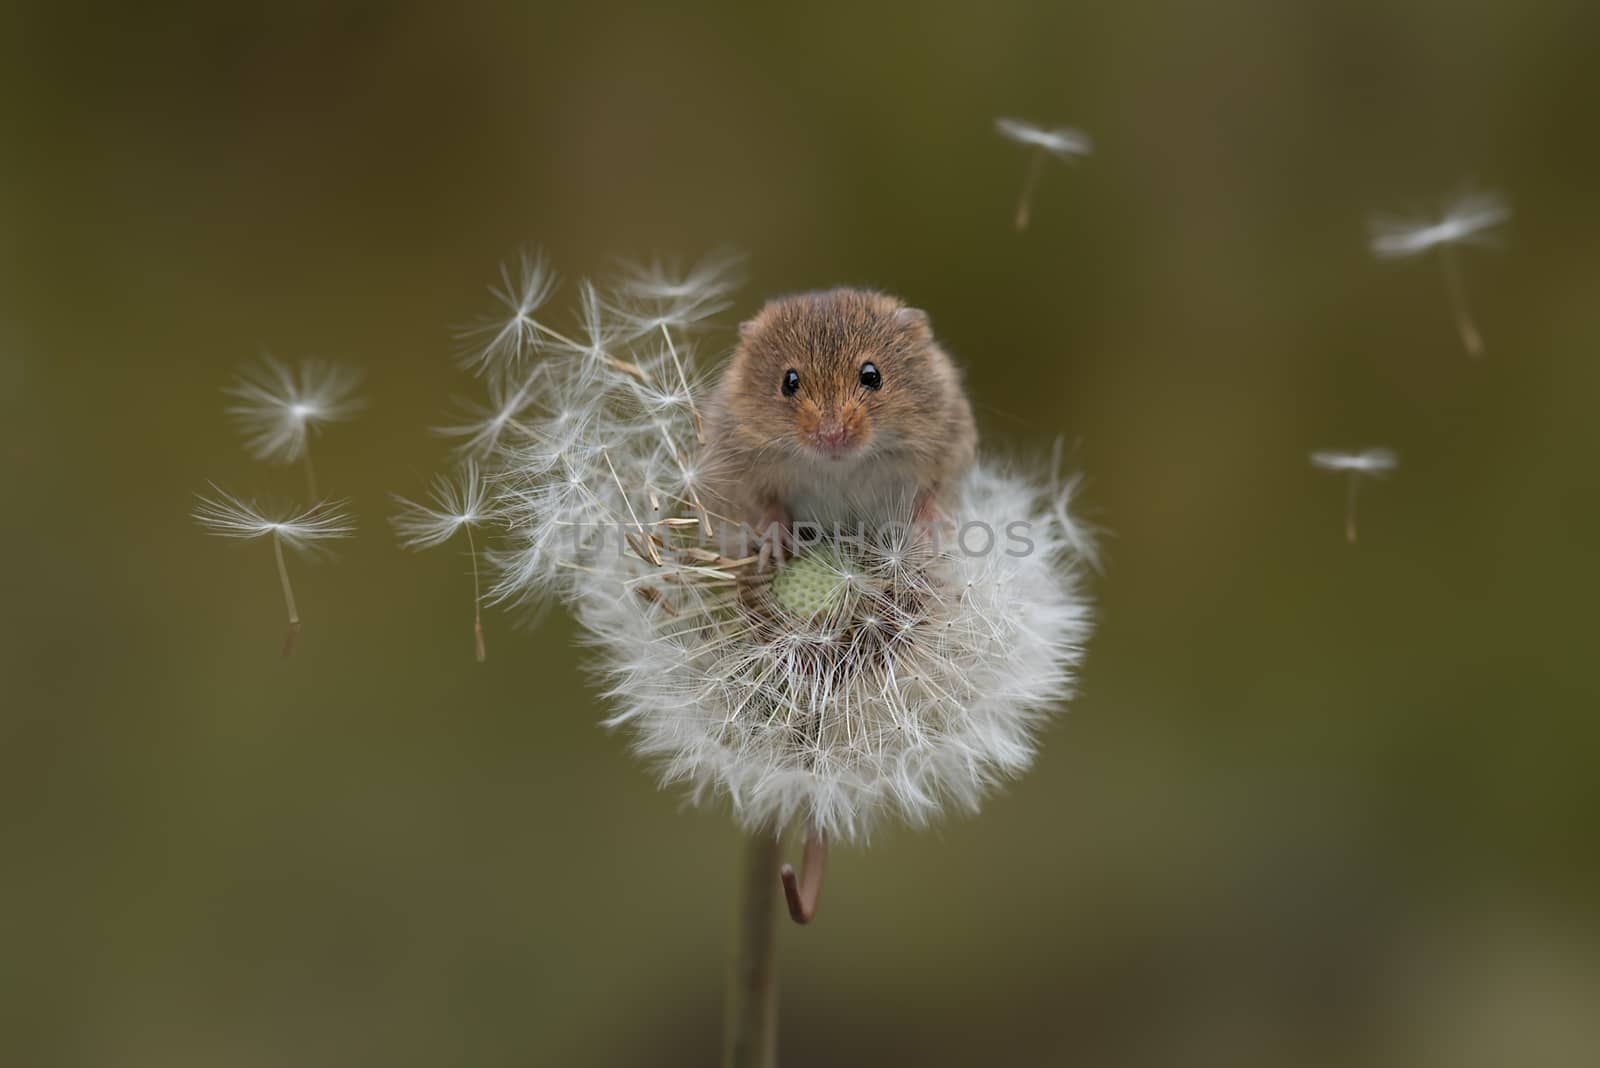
[859,362,882,390]
[781,368,800,397]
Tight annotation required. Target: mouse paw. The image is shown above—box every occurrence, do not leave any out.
[911,492,949,554]
[756,508,792,573]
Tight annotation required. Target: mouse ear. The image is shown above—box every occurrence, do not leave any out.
[895,306,931,335]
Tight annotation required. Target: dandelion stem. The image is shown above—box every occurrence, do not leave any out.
[1344,474,1361,545]
[1438,243,1482,357]
[302,445,320,501]
[723,828,781,1068]
[1015,147,1045,231]
[272,532,302,657]
[466,524,487,663]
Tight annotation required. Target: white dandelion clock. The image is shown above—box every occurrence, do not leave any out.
[995,117,1092,231]
[572,462,1095,846]
[192,485,356,656]
[391,462,496,662]
[224,354,366,499]
[1311,448,1397,544]
[1369,188,1510,356]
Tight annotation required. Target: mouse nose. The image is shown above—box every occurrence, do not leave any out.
[816,423,850,448]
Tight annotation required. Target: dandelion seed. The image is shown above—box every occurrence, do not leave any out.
[192,485,355,656]
[560,280,637,376]
[456,249,560,380]
[434,370,543,459]
[390,462,495,662]
[1369,189,1510,357]
[224,354,366,500]
[613,250,743,329]
[995,117,1092,231]
[1310,448,1397,544]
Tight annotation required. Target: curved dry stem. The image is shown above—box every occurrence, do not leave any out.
[780,827,827,925]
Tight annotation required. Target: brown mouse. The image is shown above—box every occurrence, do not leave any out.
[700,287,978,561]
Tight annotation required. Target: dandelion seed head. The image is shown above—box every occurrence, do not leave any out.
[567,462,1095,842]
[771,547,853,619]
[224,355,366,464]
[511,448,1094,840]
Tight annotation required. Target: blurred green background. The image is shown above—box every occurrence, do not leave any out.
[4,1,1599,1065]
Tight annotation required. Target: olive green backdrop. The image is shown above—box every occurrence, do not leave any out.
[4,1,1598,1065]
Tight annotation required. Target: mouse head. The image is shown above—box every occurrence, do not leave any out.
[728,288,949,463]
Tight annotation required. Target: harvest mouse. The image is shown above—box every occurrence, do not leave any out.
[700,287,978,564]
